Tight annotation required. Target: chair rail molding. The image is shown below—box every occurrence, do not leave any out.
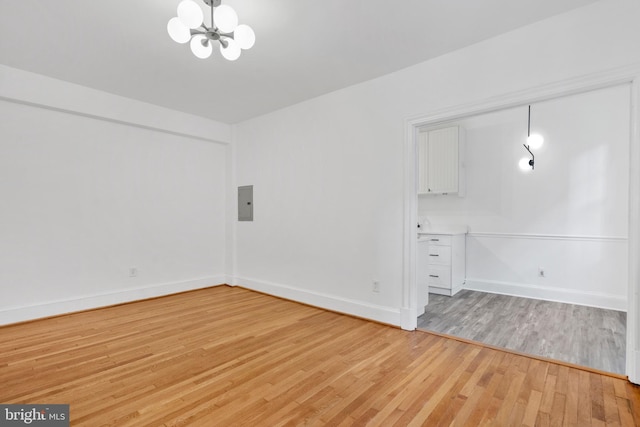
[468,232,627,242]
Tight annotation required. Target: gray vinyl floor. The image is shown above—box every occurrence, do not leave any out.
[417,290,627,375]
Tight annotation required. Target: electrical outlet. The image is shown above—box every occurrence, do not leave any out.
[372,281,380,293]
[129,267,138,278]
[538,267,545,278]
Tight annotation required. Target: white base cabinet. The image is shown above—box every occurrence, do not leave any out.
[418,232,466,299]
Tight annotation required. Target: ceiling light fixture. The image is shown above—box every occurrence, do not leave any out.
[167,0,255,61]
[519,105,544,171]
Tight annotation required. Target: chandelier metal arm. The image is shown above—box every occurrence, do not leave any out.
[190,28,233,43]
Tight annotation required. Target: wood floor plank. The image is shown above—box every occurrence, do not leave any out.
[616,396,636,427]
[549,392,567,426]
[458,347,494,397]
[456,352,507,426]
[564,368,580,426]
[540,373,558,414]
[521,389,543,427]
[578,370,594,426]
[0,285,638,426]
[603,376,623,426]
[591,372,607,422]
[536,411,551,427]
[492,369,526,425]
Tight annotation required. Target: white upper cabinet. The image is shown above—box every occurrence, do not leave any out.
[418,126,465,195]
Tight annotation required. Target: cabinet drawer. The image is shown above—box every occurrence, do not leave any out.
[427,245,451,265]
[423,235,451,246]
[427,265,451,287]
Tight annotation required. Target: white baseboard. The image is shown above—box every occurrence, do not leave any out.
[237,276,402,326]
[464,279,627,312]
[0,276,226,326]
[629,350,640,385]
[400,307,416,330]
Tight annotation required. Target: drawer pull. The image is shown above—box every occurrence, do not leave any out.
[429,275,439,278]
[430,239,440,242]
[429,254,439,257]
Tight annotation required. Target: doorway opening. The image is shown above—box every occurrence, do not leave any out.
[404,79,637,378]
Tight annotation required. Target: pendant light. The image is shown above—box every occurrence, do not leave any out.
[519,105,544,171]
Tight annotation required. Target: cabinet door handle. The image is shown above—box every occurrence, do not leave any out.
[429,275,439,278]
[429,254,439,257]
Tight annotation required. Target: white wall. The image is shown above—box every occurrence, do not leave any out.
[0,66,231,324]
[419,86,630,310]
[233,0,640,325]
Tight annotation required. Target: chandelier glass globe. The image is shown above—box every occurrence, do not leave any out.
[220,38,241,61]
[214,5,238,33]
[167,17,191,44]
[234,24,255,50]
[190,35,213,59]
[177,0,204,29]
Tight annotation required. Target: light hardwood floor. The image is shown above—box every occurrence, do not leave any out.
[1,286,639,426]
[417,290,627,375]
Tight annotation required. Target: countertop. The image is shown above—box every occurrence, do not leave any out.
[417,225,468,236]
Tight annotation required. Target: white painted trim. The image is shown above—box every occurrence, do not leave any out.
[626,75,640,384]
[464,279,626,312]
[406,64,640,127]
[225,129,238,284]
[237,276,402,326]
[0,276,226,326]
[468,232,627,242]
[0,96,224,145]
[402,117,420,330]
[404,63,640,381]
[0,64,230,144]
[400,308,415,331]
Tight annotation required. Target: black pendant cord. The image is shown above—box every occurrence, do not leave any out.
[524,105,534,170]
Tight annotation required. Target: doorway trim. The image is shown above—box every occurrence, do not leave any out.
[401,64,640,383]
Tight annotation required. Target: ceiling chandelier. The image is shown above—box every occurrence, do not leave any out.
[167,0,255,61]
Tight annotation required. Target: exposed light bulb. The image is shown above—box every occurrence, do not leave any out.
[190,35,213,59]
[167,17,191,44]
[220,38,241,61]
[527,133,544,150]
[178,0,204,29]
[214,5,238,33]
[234,24,255,50]
[519,157,533,171]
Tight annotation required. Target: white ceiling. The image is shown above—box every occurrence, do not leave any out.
[0,0,599,124]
